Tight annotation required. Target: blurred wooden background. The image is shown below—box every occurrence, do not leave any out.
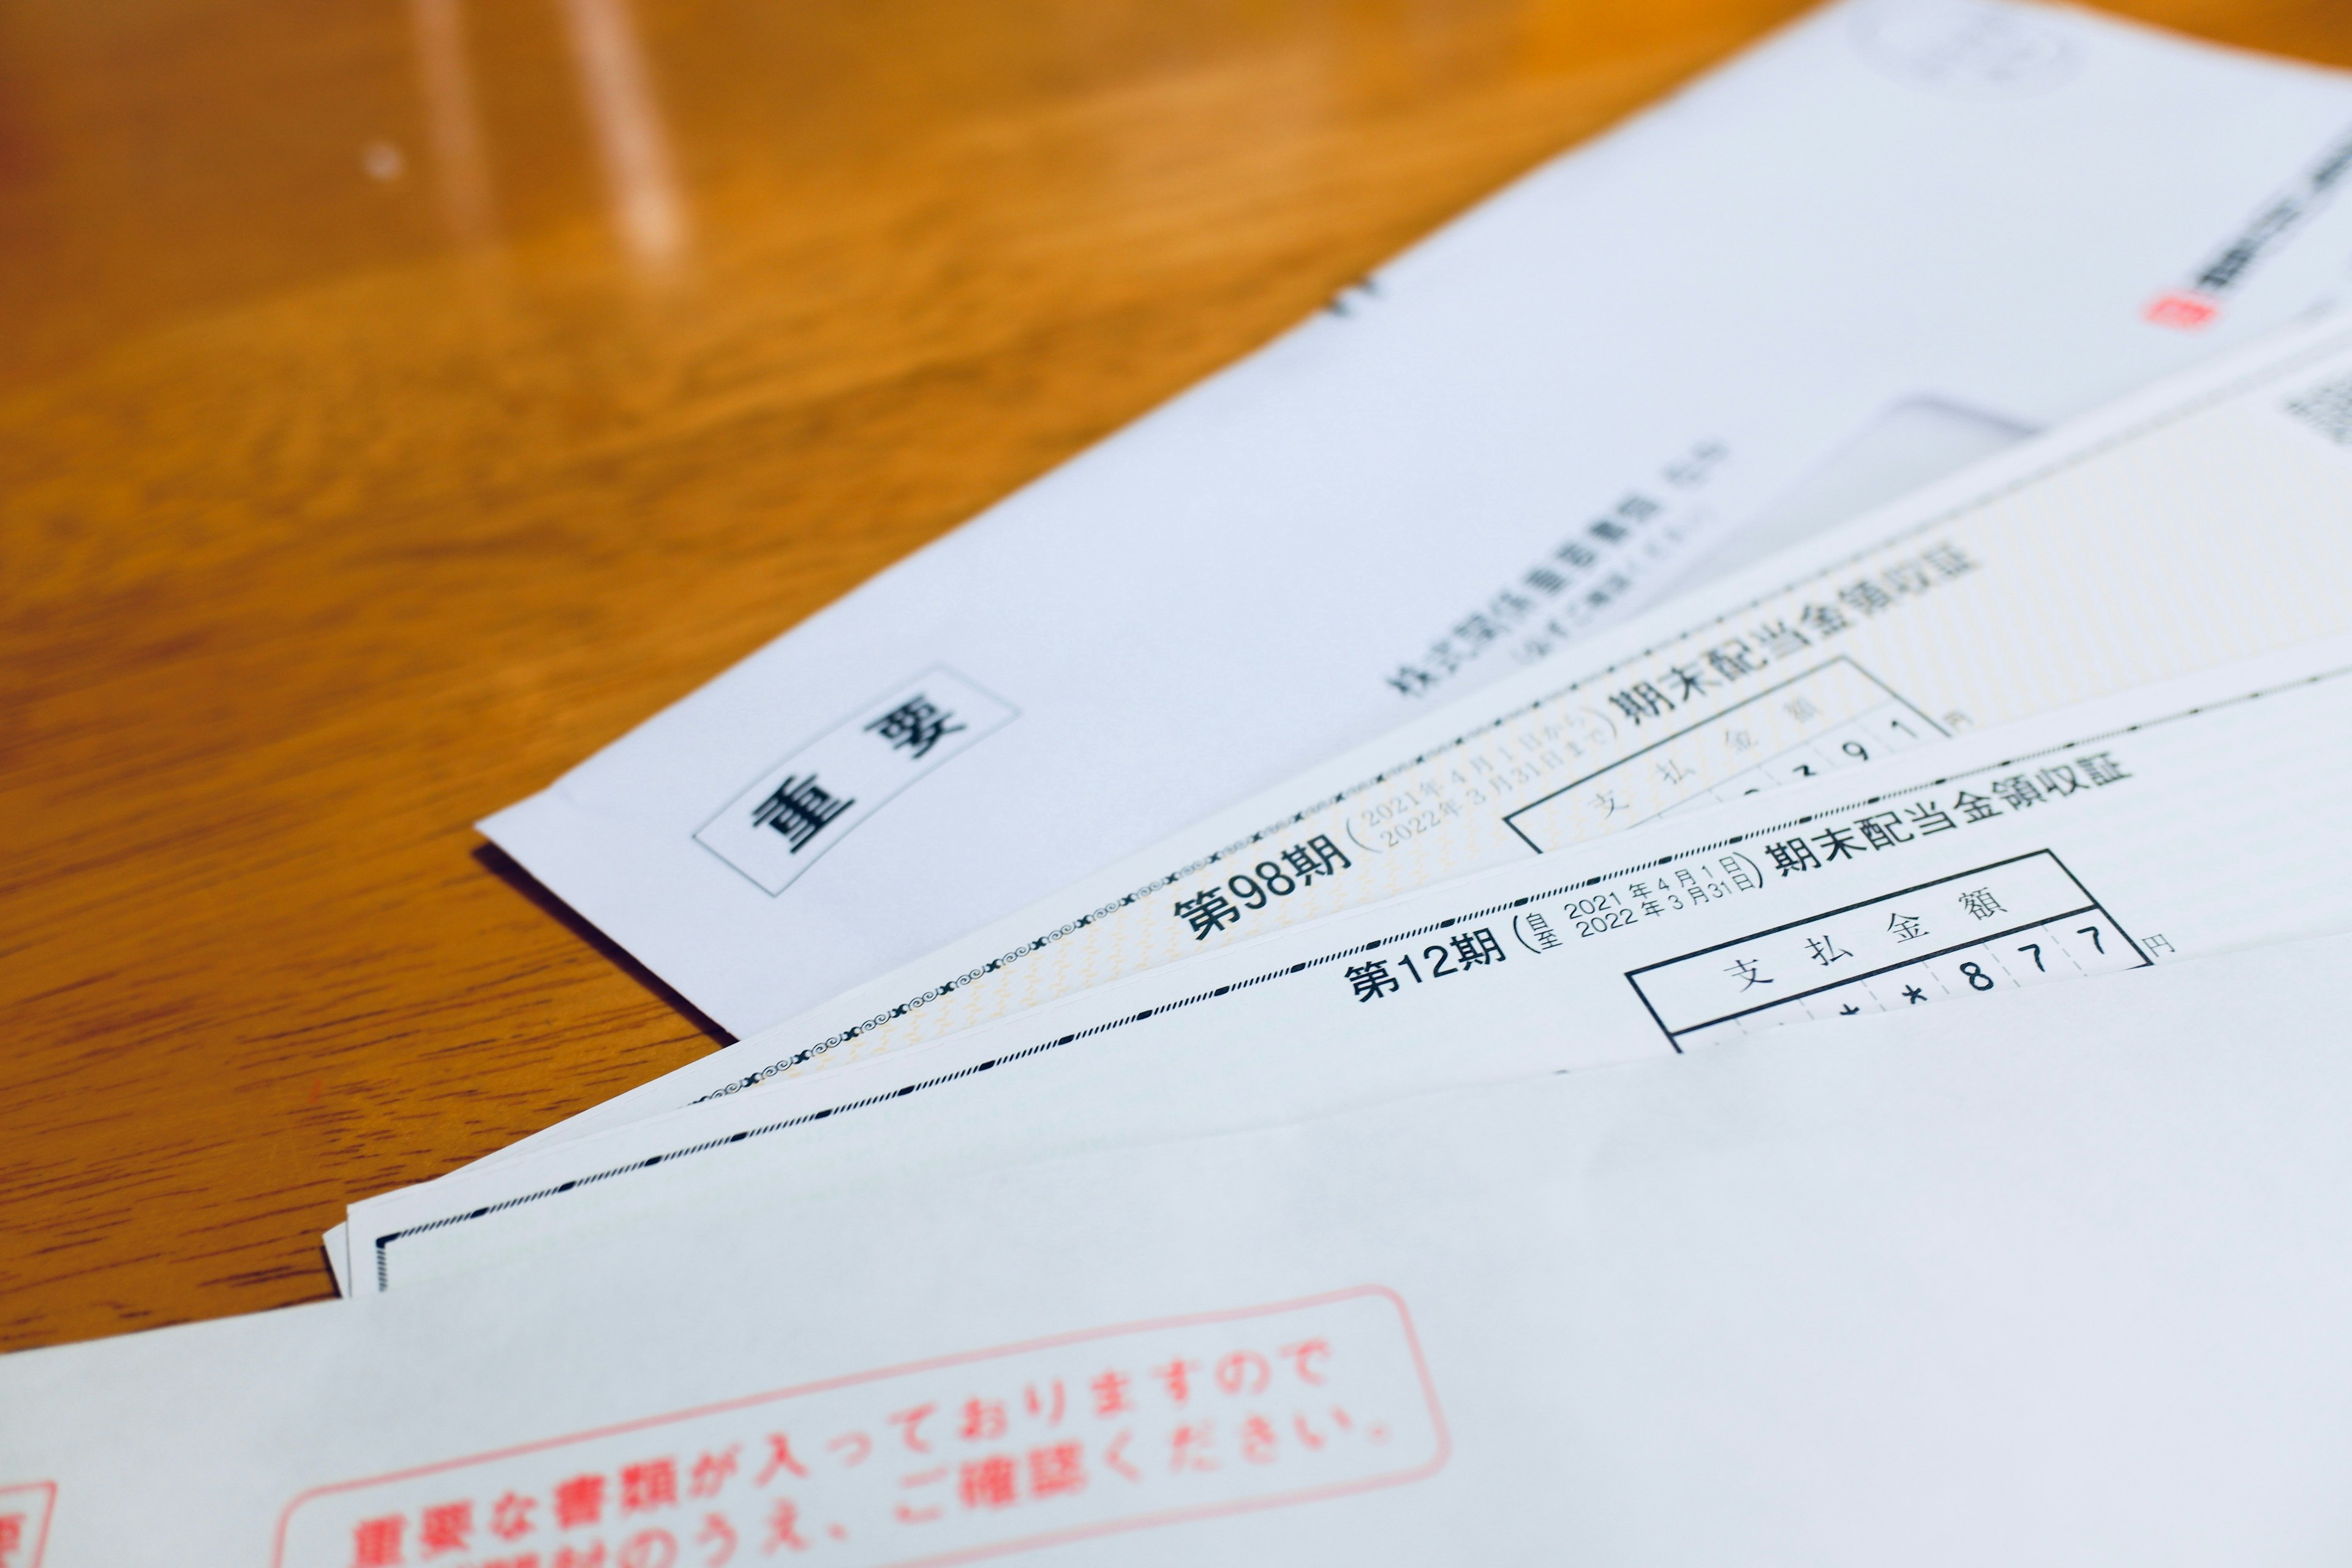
[6,0,2351,1354]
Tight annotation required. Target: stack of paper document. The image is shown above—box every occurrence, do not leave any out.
[481,0,2352,1039]
[17,2,2352,1562]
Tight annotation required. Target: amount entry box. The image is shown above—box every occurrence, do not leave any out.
[1501,657,1944,853]
[1626,850,2150,1051]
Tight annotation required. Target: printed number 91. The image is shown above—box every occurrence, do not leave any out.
[1229,861,1297,908]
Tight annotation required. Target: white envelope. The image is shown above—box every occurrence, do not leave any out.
[483,0,2352,1037]
[13,938,2352,1565]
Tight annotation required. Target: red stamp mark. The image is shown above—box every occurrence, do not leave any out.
[0,1482,57,1568]
[275,1286,1446,1567]
[2144,292,2218,331]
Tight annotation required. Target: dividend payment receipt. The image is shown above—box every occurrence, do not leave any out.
[347,635,2352,1289]
[483,0,2352,1038]
[505,308,2352,1158]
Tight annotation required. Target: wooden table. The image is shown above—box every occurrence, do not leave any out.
[6,0,2350,1355]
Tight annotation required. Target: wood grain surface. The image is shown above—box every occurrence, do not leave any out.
[6,0,2352,1354]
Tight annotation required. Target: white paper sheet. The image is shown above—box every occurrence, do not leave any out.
[502,302,2352,1167]
[345,633,2352,1291]
[18,939,2352,1565]
[481,0,2352,1038]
